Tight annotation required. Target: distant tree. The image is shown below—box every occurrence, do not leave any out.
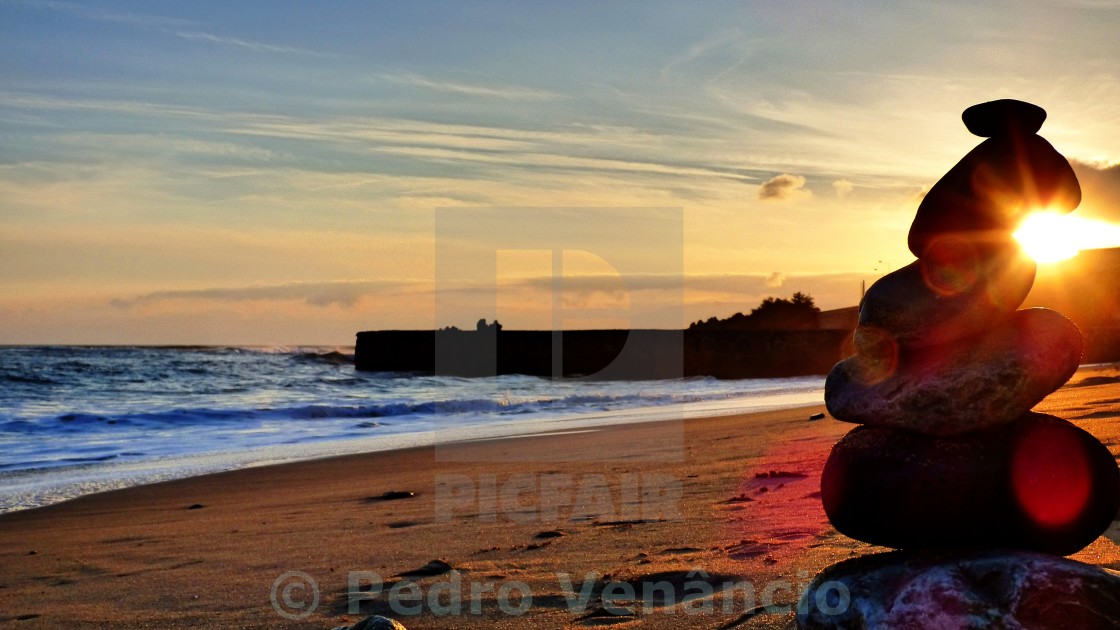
[689,293,820,330]
[475,318,503,332]
[747,292,819,329]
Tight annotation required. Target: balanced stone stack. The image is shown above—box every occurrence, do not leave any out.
[799,100,1120,627]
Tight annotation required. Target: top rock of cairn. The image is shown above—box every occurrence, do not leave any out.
[962,99,1046,137]
[907,100,1081,258]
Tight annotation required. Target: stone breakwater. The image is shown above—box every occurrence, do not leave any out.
[355,328,851,379]
[800,100,1120,628]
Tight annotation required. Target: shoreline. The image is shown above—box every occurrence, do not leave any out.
[0,377,825,515]
[0,367,1117,628]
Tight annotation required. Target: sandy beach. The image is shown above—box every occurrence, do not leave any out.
[1,366,1118,630]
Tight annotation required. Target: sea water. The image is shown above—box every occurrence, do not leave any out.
[0,346,824,513]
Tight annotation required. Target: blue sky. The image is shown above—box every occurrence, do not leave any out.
[4,1,1120,343]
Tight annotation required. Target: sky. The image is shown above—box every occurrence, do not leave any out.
[4,0,1120,344]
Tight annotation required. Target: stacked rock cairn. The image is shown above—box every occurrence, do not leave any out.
[798,100,1120,628]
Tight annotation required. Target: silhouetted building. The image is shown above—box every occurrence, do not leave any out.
[1026,247,1120,362]
[818,306,860,331]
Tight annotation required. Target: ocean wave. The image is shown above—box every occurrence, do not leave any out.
[0,346,827,512]
[290,350,355,365]
[0,451,147,472]
[221,345,354,355]
[4,391,688,432]
[0,373,60,385]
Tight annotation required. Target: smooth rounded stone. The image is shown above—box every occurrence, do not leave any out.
[907,133,1081,258]
[856,246,1035,350]
[796,549,1120,629]
[820,413,1120,554]
[962,98,1047,137]
[335,616,408,630]
[827,307,1081,436]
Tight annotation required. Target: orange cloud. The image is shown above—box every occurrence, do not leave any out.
[758,174,809,201]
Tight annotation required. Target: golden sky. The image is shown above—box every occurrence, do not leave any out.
[3,1,1120,344]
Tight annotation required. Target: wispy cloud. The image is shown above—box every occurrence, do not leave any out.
[6,1,333,57]
[0,91,223,121]
[3,0,196,28]
[376,72,557,100]
[1,87,926,210]
[175,31,335,57]
[0,91,762,187]
[216,111,770,186]
[107,271,870,316]
[374,145,757,183]
[660,29,757,85]
[112,280,403,309]
[50,132,276,161]
[513,271,862,303]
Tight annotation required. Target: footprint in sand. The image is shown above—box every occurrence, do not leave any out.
[721,466,828,563]
[725,539,778,559]
[717,494,754,507]
[395,559,454,578]
[658,546,703,555]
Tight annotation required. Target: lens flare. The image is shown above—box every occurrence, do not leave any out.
[1011,421,1091,529]
[1013,211,1120,263]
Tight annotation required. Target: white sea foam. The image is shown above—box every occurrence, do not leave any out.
[0,346,824,512]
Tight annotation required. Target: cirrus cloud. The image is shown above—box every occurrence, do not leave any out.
[110,280,399,309]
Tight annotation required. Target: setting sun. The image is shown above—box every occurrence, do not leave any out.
[1014,212,1120,263]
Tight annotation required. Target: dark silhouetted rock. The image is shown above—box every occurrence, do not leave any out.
[370,490,415,502]
[827,308,1081,435]
[820,413,1120,554]
[962,98,1047,137]
[908,132,1080,258]
[856,248,1035,350]
[356,328,852,379]
[797,549,1120,630]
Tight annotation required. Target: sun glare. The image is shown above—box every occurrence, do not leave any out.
[1013,212,1120,263]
